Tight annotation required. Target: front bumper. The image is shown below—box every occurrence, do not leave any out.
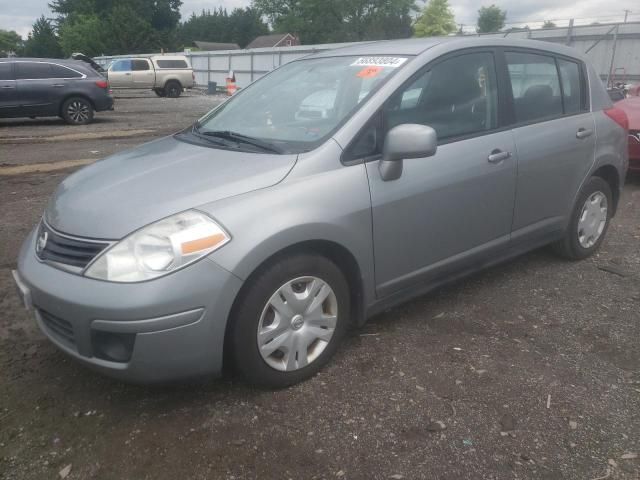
[15,227,243,383]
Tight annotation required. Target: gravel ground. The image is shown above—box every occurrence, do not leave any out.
[0,91,638,480]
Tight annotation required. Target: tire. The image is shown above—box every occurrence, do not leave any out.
[231,253,350,388]
[154,88,166,97]
[61,97,94,125]
[165,81,182,98]
[552,176,613,260]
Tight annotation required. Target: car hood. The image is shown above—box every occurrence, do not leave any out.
[45,135,297,239]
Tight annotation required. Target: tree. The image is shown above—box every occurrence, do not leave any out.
[542,20,556,28]
[178,7,269,49]
[253,0,416,44]
[23,16,63,58]
[49,0,183,54]
[477,5,506,33]
[413,0,456,37]
[0,30,23,56]
[58,14,106,56]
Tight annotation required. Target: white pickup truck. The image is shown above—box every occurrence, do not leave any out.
[107,55,195,97]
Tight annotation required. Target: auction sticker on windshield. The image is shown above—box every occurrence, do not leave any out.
[351,57,408,68]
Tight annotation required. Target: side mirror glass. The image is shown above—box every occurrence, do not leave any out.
[379,124,437,181]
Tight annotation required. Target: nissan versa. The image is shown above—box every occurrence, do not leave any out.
[13,38,628,387]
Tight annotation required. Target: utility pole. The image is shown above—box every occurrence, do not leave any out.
[623,9,631,23]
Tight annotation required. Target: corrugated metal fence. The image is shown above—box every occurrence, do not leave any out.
[95,21,640,88]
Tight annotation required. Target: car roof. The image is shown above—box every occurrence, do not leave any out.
[0,57,100,76]
[309,37,587,61]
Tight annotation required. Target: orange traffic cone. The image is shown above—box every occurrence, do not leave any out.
[226,71,237,96]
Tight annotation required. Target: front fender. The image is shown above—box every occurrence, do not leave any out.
[200,161,376,308]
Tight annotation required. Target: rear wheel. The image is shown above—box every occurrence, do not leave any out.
[231,253,350,388]
[552,176,612,260]
[165,81,182,98]
[61,97,94,125]
[153,88,166,97]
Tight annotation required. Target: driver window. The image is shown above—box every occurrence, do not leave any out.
[384,52,498,141]
[111,60,132,72]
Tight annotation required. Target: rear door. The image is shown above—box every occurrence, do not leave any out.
[132,59,155,87]
[504,50,595,244]
[0,61,17,116]
[15,61,57,115]
[107,59,133,87]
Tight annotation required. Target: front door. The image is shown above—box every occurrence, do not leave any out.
[365,51,517,297]
[108,59,133,88]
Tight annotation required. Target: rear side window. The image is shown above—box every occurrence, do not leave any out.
[557,59,584,114]
[384,52,499,141]
[156,59,188,69]
[506,52,562,123]
[111,60,132,72]
[0,62,13,80]
[132,59,150,71]
[50,64,83,78]
[15,62,51,80]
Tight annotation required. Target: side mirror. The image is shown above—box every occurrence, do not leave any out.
[378,124,438,181]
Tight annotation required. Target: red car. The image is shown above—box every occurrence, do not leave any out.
[616,97,640,173]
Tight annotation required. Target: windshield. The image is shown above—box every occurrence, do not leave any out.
[194,55,410,153]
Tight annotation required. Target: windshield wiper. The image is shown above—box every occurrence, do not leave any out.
[197,130,283,154]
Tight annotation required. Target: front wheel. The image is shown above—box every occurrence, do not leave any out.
[552,176,613,260]
[61,97,94,125]
[231,254,350,388]
[153,88,166,97]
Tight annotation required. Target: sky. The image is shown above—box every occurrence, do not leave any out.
[1,0,638,38]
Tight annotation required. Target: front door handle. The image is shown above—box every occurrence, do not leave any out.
[576,128,593,139]
[0,85,14,89]
[488,149,511,164]
[51,84,65,88]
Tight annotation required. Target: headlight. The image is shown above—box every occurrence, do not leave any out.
[84,210,230,282]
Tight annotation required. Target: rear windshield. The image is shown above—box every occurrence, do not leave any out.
[156,59,188,69]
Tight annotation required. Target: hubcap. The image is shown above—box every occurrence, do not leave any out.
[577,191,608,249]
[67,101,89,123]
[257,276,338,372]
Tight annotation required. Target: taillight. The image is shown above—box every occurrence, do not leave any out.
[604,107,629,131]
[95,80,109,89]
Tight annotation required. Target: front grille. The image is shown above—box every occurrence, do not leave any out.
[36,222,110,269]
[39,309,76,348]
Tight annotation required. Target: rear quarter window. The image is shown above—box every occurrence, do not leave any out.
[155,59,189,69]
[50,64,83,78]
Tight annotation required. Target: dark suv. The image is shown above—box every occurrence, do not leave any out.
[0,58,113,125]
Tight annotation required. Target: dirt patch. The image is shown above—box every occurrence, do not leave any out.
[0,159,95,176]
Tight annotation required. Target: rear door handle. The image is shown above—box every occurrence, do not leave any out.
[0,85,14,89]
[51,84,65,88]
[488,149,511,164]
[576,128,593,139]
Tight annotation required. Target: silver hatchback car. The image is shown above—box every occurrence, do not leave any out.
[14,38,628,387]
